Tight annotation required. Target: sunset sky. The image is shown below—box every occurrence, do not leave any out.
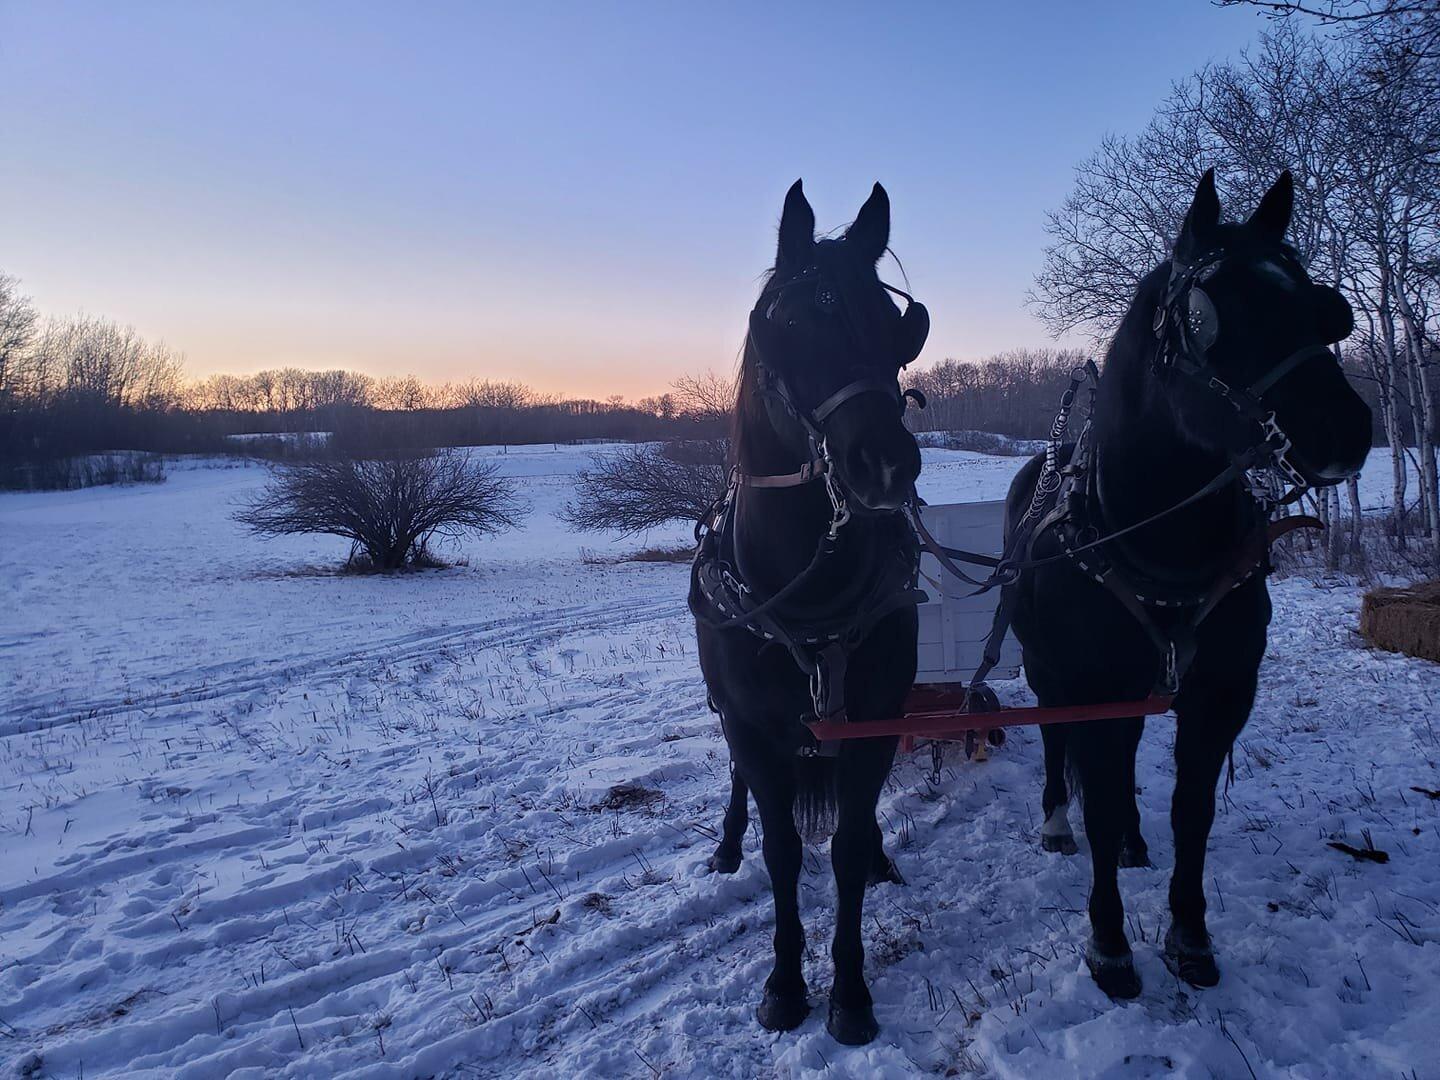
[3,2,1276,400]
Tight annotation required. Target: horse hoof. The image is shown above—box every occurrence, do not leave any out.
[708,847,742,875]
[826,1002,879,1046]
[756,988,809,1032]
[1041,833,1079,856]
[1118,841,1152,868]
[1163,925,1220,988]
[1085,939,1142,999]
[868,855,905,887]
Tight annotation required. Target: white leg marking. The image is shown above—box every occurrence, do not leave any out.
[1042,803,1073,839]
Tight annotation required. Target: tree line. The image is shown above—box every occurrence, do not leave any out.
[0,275,734,484]
[7,4,1435,558]
[0,264,1133,488]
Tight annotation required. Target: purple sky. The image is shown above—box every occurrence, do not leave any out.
[2,2,1276,398]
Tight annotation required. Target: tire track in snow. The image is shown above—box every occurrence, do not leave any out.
[0,597,683,735]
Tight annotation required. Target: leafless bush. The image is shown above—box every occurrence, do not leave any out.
[237,450,527,570]
[561,439,728,535]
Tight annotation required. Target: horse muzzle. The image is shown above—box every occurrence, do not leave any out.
[841,437,921,512]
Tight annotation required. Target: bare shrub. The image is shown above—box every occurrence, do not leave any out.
[237,450,526,571]
[561,439,728,535]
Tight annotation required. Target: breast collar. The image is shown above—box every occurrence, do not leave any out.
[1027,414,1274,696]
[689,487,924,724]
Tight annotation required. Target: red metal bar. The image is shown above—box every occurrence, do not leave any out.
[807,691,1174,743]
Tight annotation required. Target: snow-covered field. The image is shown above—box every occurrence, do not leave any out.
[0,445,1436,1079]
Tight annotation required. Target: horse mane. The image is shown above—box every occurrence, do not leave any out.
[730,270,778,470]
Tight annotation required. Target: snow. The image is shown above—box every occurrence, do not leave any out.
[0,445,1436,1078]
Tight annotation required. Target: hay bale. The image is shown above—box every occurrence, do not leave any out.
[1360,580,1440,662]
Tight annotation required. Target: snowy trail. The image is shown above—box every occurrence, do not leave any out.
[1,588,740,1077]
[2,448,1438,1078]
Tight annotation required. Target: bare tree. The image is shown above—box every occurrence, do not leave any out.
[0,273,38,406]
[670,370,734,424]
[371,375,432,411]
[237,450,528,570]
[1220,1,1440,65]
[559,370,735,535]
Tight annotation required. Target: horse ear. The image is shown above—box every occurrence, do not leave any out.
[776,179,815,269]
[1174,168,1220,265]
[1248,170,1294,242]
[846,182,890,264]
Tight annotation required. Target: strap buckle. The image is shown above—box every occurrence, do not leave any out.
[821,439,852,540]
[1259,412,1309,492]
[1160,641,1179,696]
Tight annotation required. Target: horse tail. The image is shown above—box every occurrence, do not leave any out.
[792,755,837,841]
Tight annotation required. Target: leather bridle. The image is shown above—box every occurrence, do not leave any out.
[1153,245,1341,497]
[746,263,928,474]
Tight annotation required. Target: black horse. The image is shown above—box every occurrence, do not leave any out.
[691,180,926,1045]
[1007,169,1372,998]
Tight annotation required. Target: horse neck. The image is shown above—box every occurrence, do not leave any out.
[1089,331,1245,566]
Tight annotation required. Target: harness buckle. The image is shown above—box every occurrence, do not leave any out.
[821,439,852,540]
[1161,641,1179,696]
[1259,412,1309,491]
[720,567,749,597]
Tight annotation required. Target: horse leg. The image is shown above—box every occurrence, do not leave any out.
[827,736,898,1045]
[867,817,904,887]
[708,763,747,874]
[1165,690,1250,987]
[1072,717,1143,999]
[1039,725,1077,855]
[1118,719,1151,868]
[739,754,809,1031]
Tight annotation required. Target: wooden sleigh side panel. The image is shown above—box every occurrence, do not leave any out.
[913,500,1022,686]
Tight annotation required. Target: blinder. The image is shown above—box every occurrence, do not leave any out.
[889,284,931,368]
